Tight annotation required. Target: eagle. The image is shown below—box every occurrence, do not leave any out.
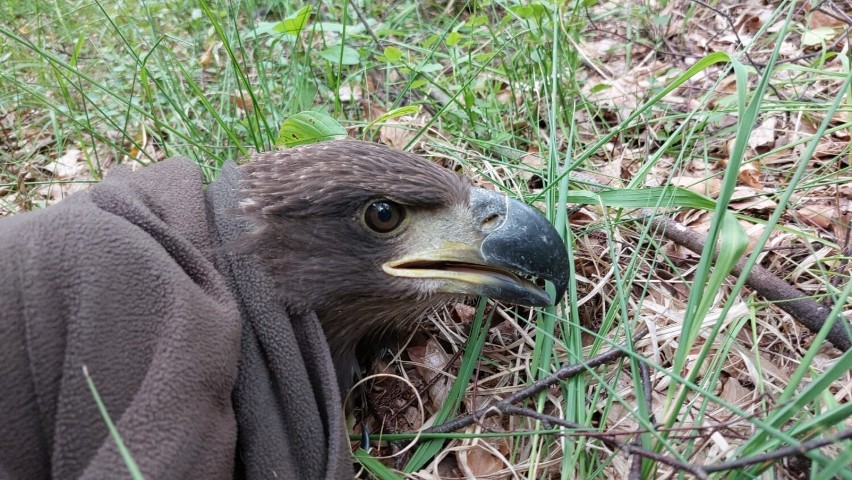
[0,140,568,479]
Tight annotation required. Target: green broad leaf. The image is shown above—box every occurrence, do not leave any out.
[383,46,403,63]
[445,31,462,47]
[273,5,312,36]
[354,449,402,479]
[318,44,361,65]
[473,52,492,63]
[511,3,547,19]
[421,34,440,49]
[589,83,611,93]
[275,111,347,147]
[365,105,421,131]
[469,14,488,27]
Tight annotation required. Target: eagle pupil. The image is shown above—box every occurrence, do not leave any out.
[376,204,392,222]
[365,200,404,233]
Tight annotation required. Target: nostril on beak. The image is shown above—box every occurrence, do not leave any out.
[481,213,501,231]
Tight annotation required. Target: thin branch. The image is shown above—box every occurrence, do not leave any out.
[347,0,382,48]
[703,427,852,473]
[426,327,648,434]
[649,214,852,351]
[500,406,710,479]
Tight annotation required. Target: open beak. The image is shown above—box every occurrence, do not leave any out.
[383,188,569,307]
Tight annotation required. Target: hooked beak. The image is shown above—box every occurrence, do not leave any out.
[383,188,568,307]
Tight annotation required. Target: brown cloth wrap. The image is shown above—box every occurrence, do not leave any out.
[0,158,352,479]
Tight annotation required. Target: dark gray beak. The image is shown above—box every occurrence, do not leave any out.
[471,188,569,306]
[383,188,569,307]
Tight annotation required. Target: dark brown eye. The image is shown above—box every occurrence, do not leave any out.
[364,200,406,234]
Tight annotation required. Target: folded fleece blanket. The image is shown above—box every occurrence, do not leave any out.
[0,158,352,479]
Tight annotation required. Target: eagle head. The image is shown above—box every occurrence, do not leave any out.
[238,140,568,390]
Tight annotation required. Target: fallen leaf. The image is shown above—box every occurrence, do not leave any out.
[740,221,766,254]
[748,116,777,153]
[801,27,839,47]
[337,83,363,102]
[231,91,253,112]
[729,186,778,212]
[807,8,845,29]
[670,176,723,197]
[452,303,476,323]
[458,421,510,479]
[199,43,216,68]
[738,161,762,189]
[379,121,416,149]
[518,149,542,183]
[813,138,848,158]
[410,339,452,411]
[43,149,84,179]
[795,203,835,229]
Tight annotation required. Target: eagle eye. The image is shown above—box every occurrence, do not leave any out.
[364,200,406,234]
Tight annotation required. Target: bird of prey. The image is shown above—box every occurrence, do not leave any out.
[0,140,568,479]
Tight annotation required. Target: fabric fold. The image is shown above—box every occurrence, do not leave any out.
[207,162,352,480]
[1,157,352,479]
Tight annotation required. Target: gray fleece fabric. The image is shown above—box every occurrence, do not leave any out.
[0,158,352,479]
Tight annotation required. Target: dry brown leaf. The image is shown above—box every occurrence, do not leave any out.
[337,83,363,102]
[670,176,723,197]
[231,91,253,112]
[458,422,510,479]
[674,209,714,235]
[453,303,476,324]
[410,339,452,411]
[199,43,216,68]
[599,147,624,183]
[740,221,766,254]
[748,116,777,153]
[459,444,507,479]
[807,9,846,29]
[519,148,542,183]
[738,162,762,189]
[360,99,386,123]
[661,240,698,263]
[379,122,417,149]
[835,212,851,244]
[581,61,676,118]
[488,319,518,343]
[734,7,772,36]
[568,207,596,226]
[495,87,521,106]
[729,186,778,212]
[795,203,835,229]
[813,138,848,158]
[761,149,796,165]
[44,149,84,179]
[716,74,739,97]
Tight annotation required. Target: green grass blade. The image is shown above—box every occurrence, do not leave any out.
[404,299,490,472]
[354,449,402,480]
[83,366,144,480]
